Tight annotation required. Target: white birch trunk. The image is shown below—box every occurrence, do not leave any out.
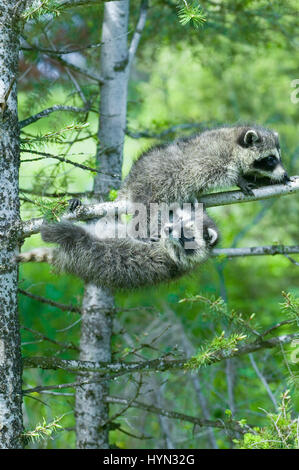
[0,2,23,448]
[75,0,130,448]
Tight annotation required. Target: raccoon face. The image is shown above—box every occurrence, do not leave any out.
[238,128,289,183]
[163,208,219,254]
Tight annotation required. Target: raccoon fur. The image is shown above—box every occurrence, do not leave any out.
[19,208,219,290]
[118,125,289,205]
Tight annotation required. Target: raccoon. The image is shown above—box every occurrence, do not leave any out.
[118,125,289,205]
[18,208,219,290]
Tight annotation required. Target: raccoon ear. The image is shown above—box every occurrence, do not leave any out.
[243,129,260,146]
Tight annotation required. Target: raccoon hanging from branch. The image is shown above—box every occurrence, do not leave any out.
[118,125,290,205]
[18,206,219,290]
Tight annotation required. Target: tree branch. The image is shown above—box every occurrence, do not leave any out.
[128,0,149,69]
[20,177,299,239]
[18,288,81,314]
[19,105,91,129]
[201,177,299,207]
[49,54,104,83]
[22,333,297,376]
[211,245,299,258]
[21,199,132,237]
[105,396,249,435]
[20,150,120,179]
[126,122,204,139]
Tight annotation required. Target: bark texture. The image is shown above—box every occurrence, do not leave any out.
[75,0,130,448]
[0,3,23,449]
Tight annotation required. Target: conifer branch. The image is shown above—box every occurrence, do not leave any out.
[22,332,297,375]
[19,105,91,128]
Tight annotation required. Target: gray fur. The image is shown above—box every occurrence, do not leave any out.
[118,124,288,204]
[40,210,219,290]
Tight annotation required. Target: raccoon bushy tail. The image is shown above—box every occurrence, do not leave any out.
[40,220,184,289]
[17,247,55,264]
[40,221,99,283]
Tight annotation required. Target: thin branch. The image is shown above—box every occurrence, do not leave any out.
[48,54,104,83]
[249,353,278,411]
[21,149,121,179]
[128,0,149,69]
[22,326,79,352]
[19,105,90,129]
[21,199,132,237]
[260,319,296,337]
[201,177,299,208]
[21,41,105,55]
[58,0,112,8]
[283,254,299,267]
[212,245,299,258]
[105,396,249,435]
[22,333,298,375]
[20,188,95,199]
[18,288,81,314]
[126,122,204,139]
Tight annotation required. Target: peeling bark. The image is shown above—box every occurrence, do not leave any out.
[75,0,130,449]
[0,2,23,449]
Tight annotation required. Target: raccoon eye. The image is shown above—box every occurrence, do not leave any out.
[253,155,277,171]
[265,155,277,168]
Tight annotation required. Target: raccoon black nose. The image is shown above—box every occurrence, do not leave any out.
[283,173,290,183]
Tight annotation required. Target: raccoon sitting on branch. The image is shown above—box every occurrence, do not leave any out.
[118,125,290,205]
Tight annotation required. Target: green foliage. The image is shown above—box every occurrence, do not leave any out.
[21,0,62,21]
[22,123,90,148]
[31,196,69,221]
[179,294,258,336]
[22,416,63,445]
[280,291,299,325]
[185,331,247,369]
[177,1,206,29]
[235,391,299,449]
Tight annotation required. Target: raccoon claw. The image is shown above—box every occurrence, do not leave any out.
[68,198,82,212]
[237,176,256,196]
[287,176,297,184]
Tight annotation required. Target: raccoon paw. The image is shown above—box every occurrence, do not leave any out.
[237,176,256,196]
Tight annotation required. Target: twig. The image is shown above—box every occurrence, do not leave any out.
[18,288,81,314]
[106,396,250,435]
[19,105,90,128]
[126,122,204,139]
[212,245,299,258]
[249,353,278,411]
[48,54,104,83]
[128,0,149,69]
[22,326,79,351]
[21,149,121,179]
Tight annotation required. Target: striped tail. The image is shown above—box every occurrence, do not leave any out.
[17,247,55,264]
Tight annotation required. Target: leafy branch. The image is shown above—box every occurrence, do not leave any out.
[177,1,206,29]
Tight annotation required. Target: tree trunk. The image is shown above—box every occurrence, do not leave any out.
[75,0,130,448]
[0,2,23,449]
